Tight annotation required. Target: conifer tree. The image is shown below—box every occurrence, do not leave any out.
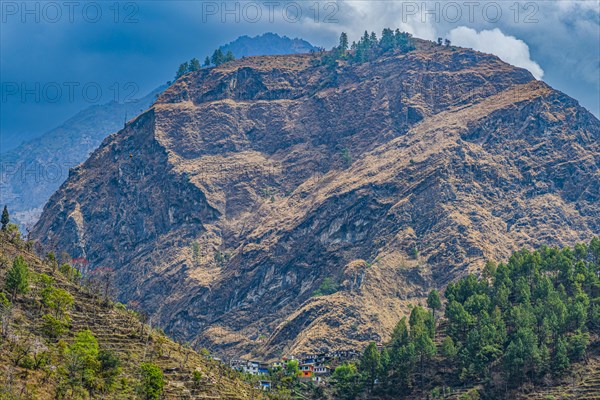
[553,337,569,373]
[211,49,225,66]
[427,289,442,320]
[380,28,395,52]
[224,50,235,63]
[188,57,201,72]
[175,62,189,79]
[360,342,381,392]
[1,205,9,230]
[5,256,29,299]
[338,32,349,54]
[441,336,457,359]
[369,31,378,44]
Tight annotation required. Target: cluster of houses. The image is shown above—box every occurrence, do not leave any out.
[228,349,360,390]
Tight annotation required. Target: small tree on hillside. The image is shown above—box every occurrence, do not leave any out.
[360,342,381,392]
[42,287,74,318]
[339,32,349,54]
[92,267,115,303]
[175,62,189,79]
[5,256,29,299]
[203,56,211,67]
[427,289,442,320]
[139,362,165,400]
[41,314,69,339]
[4,222,20,241]
[224,50,235,63]
[65,329,100,389]
[188,57,201,72]
[46,252,61,276]
[98,349,122,389]
[332,363,362,400]
[1,205,9,230]
[211,49,225,66]
[312,277,339,296]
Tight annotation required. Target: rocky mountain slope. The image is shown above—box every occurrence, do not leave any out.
[0,232,260,399]
[32,39,600,359]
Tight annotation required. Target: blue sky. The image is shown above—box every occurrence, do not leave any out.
[1,1,599,151]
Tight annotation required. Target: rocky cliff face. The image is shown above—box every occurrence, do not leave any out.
[32,40,600,358]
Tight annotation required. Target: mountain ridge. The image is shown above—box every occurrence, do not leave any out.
[218,32,317,58]
[32,39,600,358]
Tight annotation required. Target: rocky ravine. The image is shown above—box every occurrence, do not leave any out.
[32,39,600,359]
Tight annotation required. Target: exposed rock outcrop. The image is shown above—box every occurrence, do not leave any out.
[33,40,600,358]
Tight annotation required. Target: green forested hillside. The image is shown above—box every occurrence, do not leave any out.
[323,239,600,399]
[0,228,261,400]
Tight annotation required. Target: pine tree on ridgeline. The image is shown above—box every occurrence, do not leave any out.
[1,206,9,231]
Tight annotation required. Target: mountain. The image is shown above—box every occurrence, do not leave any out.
[0,86,166,230]
[0,232,259,399]
[219,33,317,57]
[32,39,600,360]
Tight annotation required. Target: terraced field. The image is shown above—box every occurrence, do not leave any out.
[0,233,261,399]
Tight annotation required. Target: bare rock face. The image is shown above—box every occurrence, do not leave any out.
[33,41,600,358]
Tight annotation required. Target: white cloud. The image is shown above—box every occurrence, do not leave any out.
[314,1,438,43]
[555,0,600,13]
[448,27,544,80]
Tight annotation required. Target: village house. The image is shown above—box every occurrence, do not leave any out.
[229,359,270,376]
[301,354,317,365]
[331,349,359,360]
[258,362,270,375]
[314,364,331,375]
[311,364,331,384]
[229,359,247,370]
[244,360,260,375]
[244,360,270,375]
[299,363,314,380]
